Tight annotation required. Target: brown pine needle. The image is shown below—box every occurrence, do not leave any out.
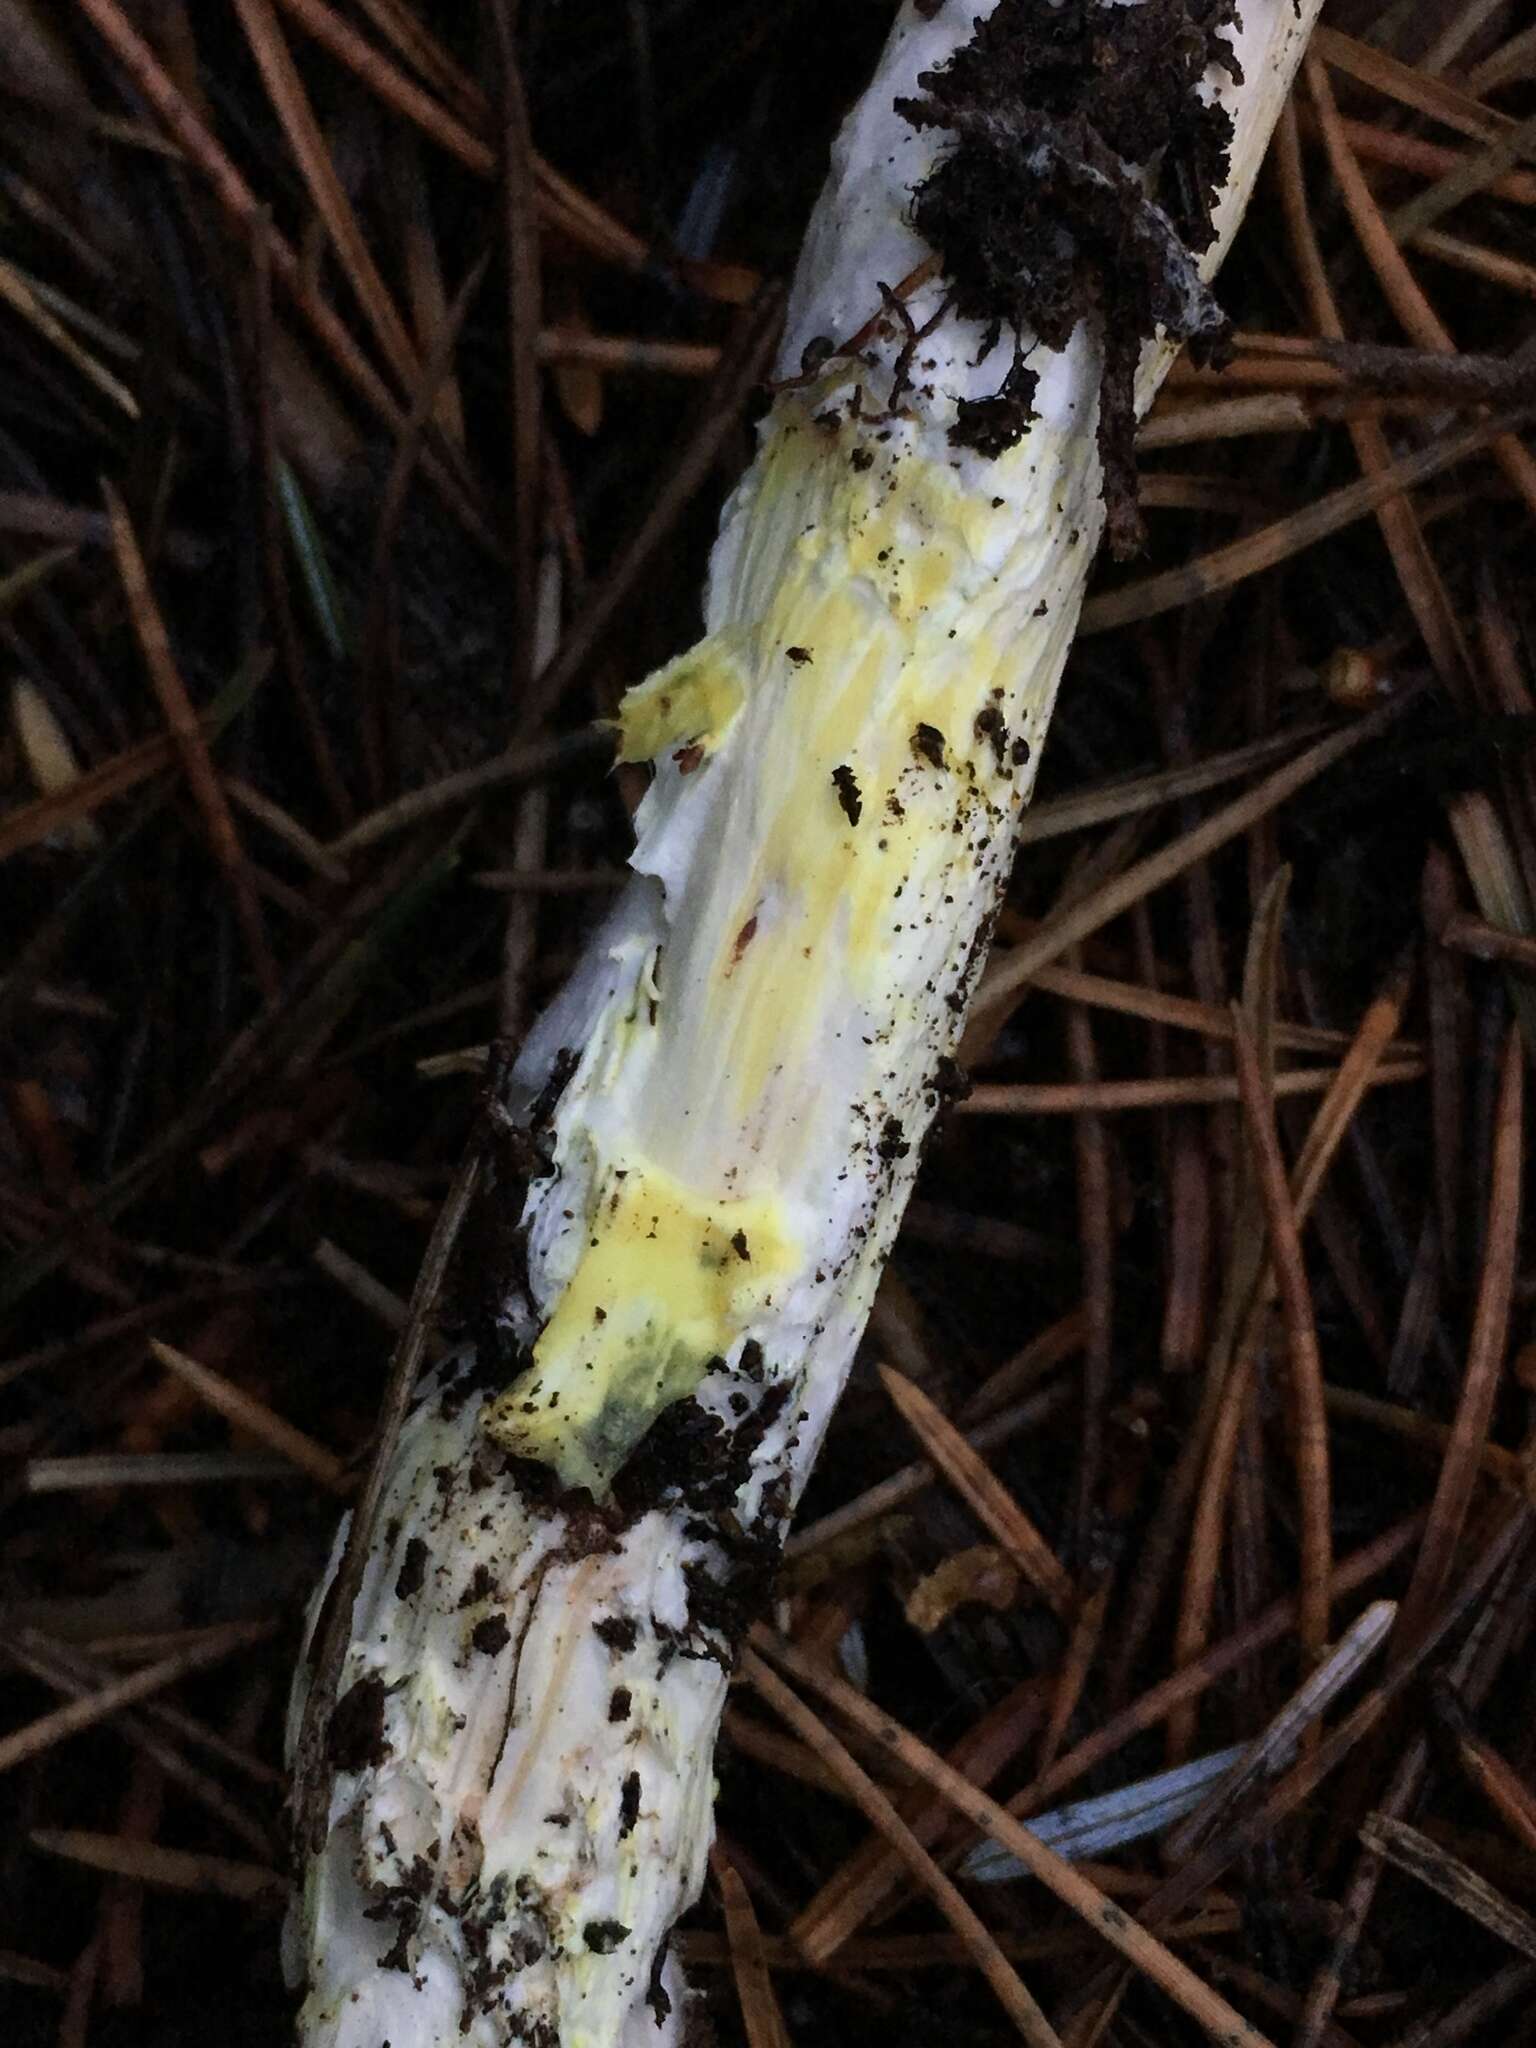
[0,1951,69,1993]
[0,259,139,417]
[1080,402,1532,635]
[0,731,174,864]
[715,1853,792,2048]
[1290,950,1418,1217]
[722,1711,857,1804]
[1275,102,1475,699]
[1036,1577,1112,1778]
[491,0,543,707]
[1360,1814,1536,1962]
[1229,1008,1333,1680]
[272,0,656,276]
[147,1340,350,1495]
[1058,1507,1528,2038]
[784,1380,1075,1560]
[787,1676,1051,1960]
[347,0,486,120]
[310,1239,411,1332]
[1019,728,1324,843]
[6,1633,275,1858]
[961,1308,1091,1424]
[1164,1602,1397,1862]
[222,776,349,883]
[1440,912,1536,972]
[1172,949,1415,1747]
[23,1452,302,1492]
[741,1651,1065,2048]
[968,703,1405,1036]
[681,1920,1239,1974]
[1309,113,1536,208]
[1305,54,1536,524]
[1411,228,1536,304]
[877,1365,1074,1616]
[28,1831,283,1908]
[274,0,496,175]
[103,485,279,1005]
[751,1637,1279,2048]
[1431,1685,1536,1857]
[230,0,422,393]
[1026,958,1415,1060]
[1324,1383,1528,1493]
[1395,1031,1524,1656]
[0,1622,271,1775]
[1310,26,1511,144]
[537,330,723,378]
[1390,106,1536,244]
[68,0,486,542]
[962,1061,1422,1116]
[69,0,389,420]
[326,727,610,858]
[1021,1511,1419,1821]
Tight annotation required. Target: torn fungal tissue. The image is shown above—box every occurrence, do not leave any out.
[287,4,1324,2046]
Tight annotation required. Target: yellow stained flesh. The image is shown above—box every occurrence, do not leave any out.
[493,401,1088,1493]
[483,1161,797,1493]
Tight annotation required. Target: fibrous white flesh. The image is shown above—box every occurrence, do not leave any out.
[289,6,1324,2045]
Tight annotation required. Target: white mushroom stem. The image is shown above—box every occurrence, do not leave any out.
[287,7,1324,2046]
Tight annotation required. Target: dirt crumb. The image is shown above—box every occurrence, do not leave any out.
[898,0,1240,555]
[394,1536,428,1601]
[471,1613,511,1655]
[832,763,864,825]
[327,1674,389,1774]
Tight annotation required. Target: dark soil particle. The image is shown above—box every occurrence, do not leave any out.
[558,1498,626,1562]
[878,1116,910,1162]
[929,1054,971,1106]
[898,0,1240,555]
[609,1686,633,1722]
[527,1046,580,1133]
[594,1615,639,1654]
[952,355,1041,461]
[618,1768,642,1838]
[458,1561,496,1609]
[831,763,863,825]
[463,1044,581,1390]
[583,1918,631,1955]
[912,722,947,769]
[974,702,1010,772]
[327,1673,389,1773]
[394,1536,429,1601]
[471,1613,512,1655]
[613,1382,790,1521]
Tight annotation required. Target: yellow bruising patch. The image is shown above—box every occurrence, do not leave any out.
[664,416,1028,1121]
[613,628,751,766]
[482,1159,796,1496]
